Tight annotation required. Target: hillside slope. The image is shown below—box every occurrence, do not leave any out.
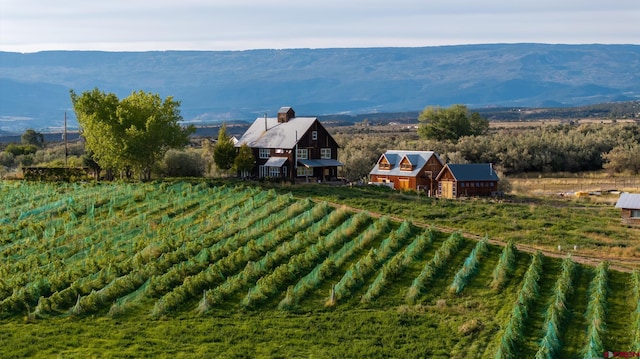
[0,44,639,132]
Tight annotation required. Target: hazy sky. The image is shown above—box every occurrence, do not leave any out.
[1,0,638,52]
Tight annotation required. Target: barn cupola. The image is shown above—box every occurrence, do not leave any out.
[277,106,295,123]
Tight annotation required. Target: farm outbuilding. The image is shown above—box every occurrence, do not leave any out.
[436,163,500,199]
[614,192,640,225]
[369,150,444,194]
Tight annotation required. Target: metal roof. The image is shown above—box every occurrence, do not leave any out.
[264,157,287,167]
[615,192,640,209]
[235,116,317,149]
[299,159,344,167]
[438,163,500,181]
[369,150,442,177]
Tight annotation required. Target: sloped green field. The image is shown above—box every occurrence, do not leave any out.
[0,181,638,358]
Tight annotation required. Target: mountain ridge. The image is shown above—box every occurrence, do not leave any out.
[0,44,638,132]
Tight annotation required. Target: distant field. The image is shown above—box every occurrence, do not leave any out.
[0,181,638,357]
[510,175,640,197]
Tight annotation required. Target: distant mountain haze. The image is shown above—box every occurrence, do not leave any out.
[0,44,638,133]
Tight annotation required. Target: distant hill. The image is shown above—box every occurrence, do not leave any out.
[0,44,639,133]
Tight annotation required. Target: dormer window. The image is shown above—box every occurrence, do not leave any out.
[400,163,413,171]
[399,157,413,171]
[379,157,391,170]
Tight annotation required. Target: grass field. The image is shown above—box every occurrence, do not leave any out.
[1,180,638,358]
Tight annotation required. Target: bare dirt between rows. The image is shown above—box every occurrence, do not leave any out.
[322,201,639,273]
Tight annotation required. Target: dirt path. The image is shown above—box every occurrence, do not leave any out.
[323,201,639,273]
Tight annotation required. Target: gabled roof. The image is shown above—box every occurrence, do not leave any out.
[235,116,317,149]
[369,150,442,177]
[615,192,640,209]
[437,163,499,181]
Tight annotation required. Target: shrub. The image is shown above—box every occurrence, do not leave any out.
[162,149,205,177]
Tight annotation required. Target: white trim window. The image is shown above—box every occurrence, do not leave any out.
[320,148,331,159]
[312,131,318,140]
[297,148,308,160]
[297,167,313,176]
[269,167,280,177]
[259,148,270,159]
[259,165,268,178]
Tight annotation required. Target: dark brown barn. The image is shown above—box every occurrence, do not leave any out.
[235,107,342,181]
[436,163,500,198]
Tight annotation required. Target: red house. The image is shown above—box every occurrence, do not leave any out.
[369,150,444,194]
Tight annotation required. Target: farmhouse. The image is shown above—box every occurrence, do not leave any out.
[369,150,444,194]
[614,192,640,225]
[235,107,343,181]
[436,163,500,199]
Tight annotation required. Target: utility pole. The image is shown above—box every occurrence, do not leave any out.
[64,112,68,166]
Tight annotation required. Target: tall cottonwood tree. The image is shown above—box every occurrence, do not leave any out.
[418,104,489,141]
[71,88,194,180]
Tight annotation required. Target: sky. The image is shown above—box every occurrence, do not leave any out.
[1,0,638,52]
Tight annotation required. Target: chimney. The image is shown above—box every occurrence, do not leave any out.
[264,113,267,131]
[278,107,295,123]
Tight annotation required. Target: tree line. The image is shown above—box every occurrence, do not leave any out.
[2,92,638,182]
[336,105,640,181]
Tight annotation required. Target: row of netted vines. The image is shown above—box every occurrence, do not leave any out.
[494,251,544,359]
[11,185,262,317]
[405,231,464,304]
[240,211,380,309]
[0,184,241,314]
[491,241,517,290]
[326,220,415,306]
[277,213,386,310]
[195,206,349,314]
[633,269,640,351]
[361,228,435,304]
[534,256,575,359]
[581,261,609,358]
[151,200,327,316]
[99,195,309,317]
[449,235,488,294]
[43,187,282,317]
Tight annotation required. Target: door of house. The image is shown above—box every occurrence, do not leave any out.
[398,178,410,190]
[441,181,453,199]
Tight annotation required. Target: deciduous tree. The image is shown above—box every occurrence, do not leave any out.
[21,129,45,148]
[418,104,489,141]
[71,88,194,180]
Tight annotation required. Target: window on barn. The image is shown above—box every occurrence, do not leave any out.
[321,148,331,159]
[259,148,270,159]
[269,167,280,177]
[632,209,640,218]
[400,162,413,171]
[312,131,318,140]
[297,148,308,159]
[297,167,313,176]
